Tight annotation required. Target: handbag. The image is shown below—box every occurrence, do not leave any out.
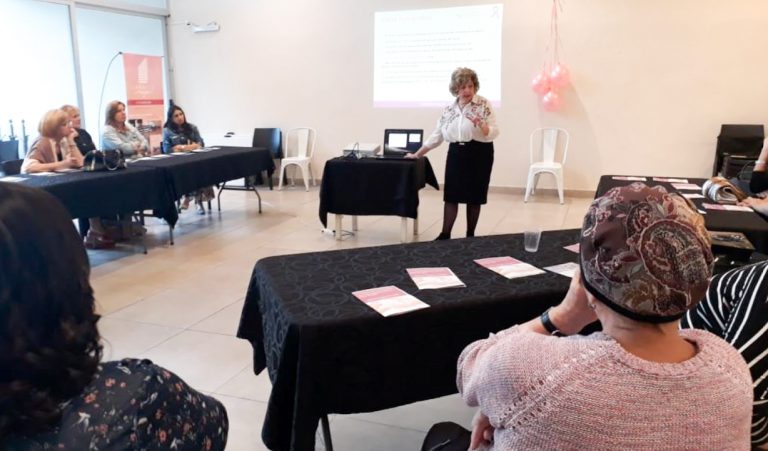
[83,149,126,172]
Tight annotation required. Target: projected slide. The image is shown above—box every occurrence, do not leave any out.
[374,4,502,108]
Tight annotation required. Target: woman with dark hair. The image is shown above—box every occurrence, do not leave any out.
[0,182,228,450]
[435,184,752,450]
[406,67,499,240]
[163,104,213,214]
[101,100,148,156]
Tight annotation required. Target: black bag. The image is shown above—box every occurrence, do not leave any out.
[83,149,126,172]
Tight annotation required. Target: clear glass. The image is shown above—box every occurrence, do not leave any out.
[0,0,78,158]
[524,229,542,252]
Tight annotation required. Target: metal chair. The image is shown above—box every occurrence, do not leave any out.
[279,127,316,191]
[524,127,570,204]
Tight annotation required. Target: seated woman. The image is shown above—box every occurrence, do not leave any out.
[682,261,768,449]
[101,100,148,157]
[451,184,752,450]
[0,182,228,450]
[21,109,84,174]
[163,104,214,214]
[61,104,96,154]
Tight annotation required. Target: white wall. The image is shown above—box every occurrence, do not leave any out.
[167,0,768,191]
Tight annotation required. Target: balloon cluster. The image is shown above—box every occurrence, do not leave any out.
[531,63,570,112]
[531,0,569,112]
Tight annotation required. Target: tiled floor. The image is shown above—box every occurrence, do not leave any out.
[90,185,594,450]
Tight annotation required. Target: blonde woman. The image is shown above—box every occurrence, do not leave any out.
[21,109,84,174]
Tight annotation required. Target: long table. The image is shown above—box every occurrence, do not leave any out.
[318,156,439,241]
[597,175,768,253]
[237,229,580,450]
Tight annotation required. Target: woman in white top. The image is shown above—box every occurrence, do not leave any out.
[100,100,148,156]
[407,67,499,240]
[21,109,84,174]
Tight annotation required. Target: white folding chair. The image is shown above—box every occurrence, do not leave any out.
[279,127,316,191]
[524,127,570,204]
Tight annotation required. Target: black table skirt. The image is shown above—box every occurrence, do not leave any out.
[318,156,439,228]
[130,146,275,200]
[237,229,580,450]
[8,166,177,225]
[597,175,768,253]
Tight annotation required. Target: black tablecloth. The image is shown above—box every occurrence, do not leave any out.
[130,146,275,200]
[237,229,580,450]
[318,156,439,227]
[6,167,177,225]
[597,175,768,253]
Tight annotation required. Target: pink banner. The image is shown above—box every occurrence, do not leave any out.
[123,53,165,153]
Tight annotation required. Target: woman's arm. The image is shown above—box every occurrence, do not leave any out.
[406,118,443,159]
[102,126,136,155]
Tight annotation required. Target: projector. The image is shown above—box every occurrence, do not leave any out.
[343,142,381,158]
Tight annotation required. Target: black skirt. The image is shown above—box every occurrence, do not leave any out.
[444,140,494,204]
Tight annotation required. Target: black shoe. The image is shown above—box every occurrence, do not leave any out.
[435,232,451,241]
[466,231,475,238]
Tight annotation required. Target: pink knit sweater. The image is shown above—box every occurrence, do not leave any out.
[457,327,752,450]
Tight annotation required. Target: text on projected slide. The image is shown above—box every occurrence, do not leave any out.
[373,4,503,108]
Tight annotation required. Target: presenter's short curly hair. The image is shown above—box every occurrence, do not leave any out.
[449,67,480,97]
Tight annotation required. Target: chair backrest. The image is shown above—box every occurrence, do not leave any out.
[252,128,282,159]
[530,127,569,165]
[284,127,316,160]
[383,129,423,152]
[1,159,23,176]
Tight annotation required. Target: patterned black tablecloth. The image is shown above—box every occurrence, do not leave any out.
[237,229,580,450]
[129,146,275,200]
[4,166,177,224]
[597,175,768,253]
[318,156,439,227]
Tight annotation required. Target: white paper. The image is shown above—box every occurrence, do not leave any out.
[681,193,704,199]
[474,256,545,279]
[702,203,753,212]
[352,286,430,317]
[406,267,465,290]
[545,262,580,278]
[0,176,27,183]
[152,154,172,158]
[653,177,689,183]
[612,176,647,181]
[54,168,81,173]
[28,172,62,176]
[671,183,701,191]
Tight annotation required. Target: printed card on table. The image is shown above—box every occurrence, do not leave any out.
[563,243,580,253]
[352,286,430,317]
[474,256,545,280]
[406,267,465,290]
[653,177,689,183]
[671,183,701,191]
[0,176,26,183]
[612,176,647,181]
[681,193,704,199]
[702,203,753,213]
[545,262,580,278]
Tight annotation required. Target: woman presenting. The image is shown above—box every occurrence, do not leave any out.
[407,67,499,240]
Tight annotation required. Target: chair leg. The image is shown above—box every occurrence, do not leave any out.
[309,163,315,186]
[300,164,309,192]
[556,170,564,204]
[532,173,541,195]
[278,164,286,190]
[524,170,535,203]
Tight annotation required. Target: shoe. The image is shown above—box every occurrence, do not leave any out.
[196,203,205,215]
[434,232,451,241]
[84,231,116,249]
[180,197,191,210]
[466,231,475,238]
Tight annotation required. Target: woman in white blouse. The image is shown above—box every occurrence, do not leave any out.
[407,67,499,240]
[100,100,148,157]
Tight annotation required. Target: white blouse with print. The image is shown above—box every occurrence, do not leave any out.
[422,95,499,151]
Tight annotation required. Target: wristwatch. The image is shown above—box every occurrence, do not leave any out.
[540,308,564,336]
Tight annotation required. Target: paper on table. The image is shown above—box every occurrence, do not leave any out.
[152,154,172,158]
[133,156,154,161]
[612,176,647,181]
[192,148,213,153]
[681,193,704,199]
[702,203,753,212]
[671,183,701,191]
[352,286,430,317]
[28,172,62,176]
[0,176,27,183]
[545,262,580,278]
[564,243,580,253]
[474,256,545,279]
[653,177,688,183]
[406,267,465,290]
[54,168,81,173]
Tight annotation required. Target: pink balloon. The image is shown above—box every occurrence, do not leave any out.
[542,90,561,112]
[531,71,550,95]
[549,64,570,88]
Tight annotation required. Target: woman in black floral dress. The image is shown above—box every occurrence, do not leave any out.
[0,183,228,450]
